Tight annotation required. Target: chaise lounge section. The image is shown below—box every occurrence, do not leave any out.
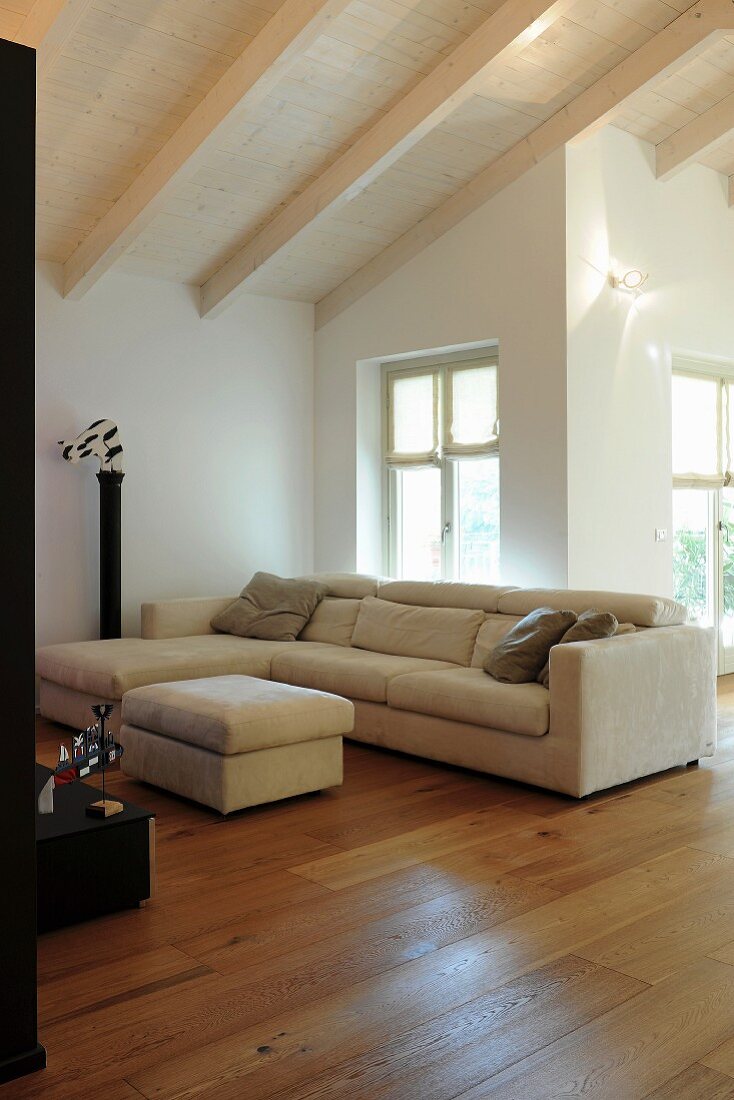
[36,573,717,798]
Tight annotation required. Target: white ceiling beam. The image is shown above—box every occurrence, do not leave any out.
[62,0,351,300]
[656,90,734,179]
[315,0,732,329]
[199,0,580,319]
[14,0,94,81]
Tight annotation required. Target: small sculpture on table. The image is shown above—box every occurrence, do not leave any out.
[55,703,125,818]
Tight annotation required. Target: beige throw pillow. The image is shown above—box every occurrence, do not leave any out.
[537,608,619,689]
[211,572,328,642]
[484,607,577,684]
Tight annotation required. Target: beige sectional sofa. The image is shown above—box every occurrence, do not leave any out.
[36,573,717,798]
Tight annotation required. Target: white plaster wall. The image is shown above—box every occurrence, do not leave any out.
[36,263,315,644]
[566,127,734,596]
[314,150,569,589]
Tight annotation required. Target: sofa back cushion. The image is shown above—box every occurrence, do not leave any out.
[470,614,522,668]
[497,587,686,628]
[299,597,361,647]
[351,596,483,666]
[299,573,383,599]
[377,579,517,613]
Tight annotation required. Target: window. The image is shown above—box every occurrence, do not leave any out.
[384,354,500,581]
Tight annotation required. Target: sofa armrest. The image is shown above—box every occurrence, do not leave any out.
[141,596,235,639]
[548,624,716,797]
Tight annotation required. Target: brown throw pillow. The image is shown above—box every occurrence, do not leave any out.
[484,607,577,684]
[537,608,619,689]
[211,572,328,641]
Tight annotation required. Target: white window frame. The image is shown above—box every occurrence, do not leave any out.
[382,347,499,580]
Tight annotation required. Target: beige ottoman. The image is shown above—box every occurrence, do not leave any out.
[119,675,352,814]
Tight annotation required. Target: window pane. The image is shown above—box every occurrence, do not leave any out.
[722,488,734,649]
[726,383,734,476]
[457,456,500,583]
[391,372,436,457]
[672,374,719,478]
[672,489,713,625]
[449,364,497,446]
[398,466,442,580]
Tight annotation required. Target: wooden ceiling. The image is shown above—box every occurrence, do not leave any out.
[4,0,734,323]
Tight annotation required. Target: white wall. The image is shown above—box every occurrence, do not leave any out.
[566,127,734,595]
[36,263,314,645]
[314,150,569,588]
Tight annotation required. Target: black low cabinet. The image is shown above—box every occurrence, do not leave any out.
[36,767,155,933]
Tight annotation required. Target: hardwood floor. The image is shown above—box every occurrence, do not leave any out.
[6,680,734,1099]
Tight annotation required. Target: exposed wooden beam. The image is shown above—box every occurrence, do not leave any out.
[14,0,93,81]
[62,0,351,301]
[199,0,579,319]
[315,0,733,329]
[656,90,734,179]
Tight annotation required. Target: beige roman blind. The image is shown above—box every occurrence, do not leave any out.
[385,367,440,468]
[443,358,499,460]
[672,369,733,489]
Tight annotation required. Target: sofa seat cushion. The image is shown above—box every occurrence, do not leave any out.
[122,675,354,755]
[387,668,550,736]
[271,647,458,703]
[36,636,332,699]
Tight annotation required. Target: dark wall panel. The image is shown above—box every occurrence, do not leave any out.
[0,37,45,1082]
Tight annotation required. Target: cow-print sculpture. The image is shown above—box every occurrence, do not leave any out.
[58,420,123,472]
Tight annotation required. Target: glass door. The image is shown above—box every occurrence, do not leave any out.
[719,488,734,672]
[673,487,734,673]
[673,489,715,629]
[671,364,734,675]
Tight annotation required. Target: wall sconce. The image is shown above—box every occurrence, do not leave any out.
[609,269,649,292]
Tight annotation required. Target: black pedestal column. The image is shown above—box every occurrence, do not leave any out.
[97,470,124,640]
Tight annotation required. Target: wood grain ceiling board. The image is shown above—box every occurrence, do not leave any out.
[119,0,510,281]
[35,0,286,261]
[614,31,734,143]
[121,0,661,289]
[209,0,676,301]
[12,0,731,300]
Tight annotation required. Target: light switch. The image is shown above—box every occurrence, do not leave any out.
[655,528,667,542]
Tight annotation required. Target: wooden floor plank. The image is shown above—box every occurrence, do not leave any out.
[289,804,544,890]
[38,944,207,1025]
[36,868,327,983]
[456,959,734,1099]
[126,848,727,1100]
[177,843,526,974]
[265,956,645,1100]
[484,791,732,894]
[190,872,559,990]
[30,874,557,1099]
[302,780,515,849]
[25,701,734,1100]
[645,1063,734,1098]
[576,857,734,984]
[702,1040,734,1080]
